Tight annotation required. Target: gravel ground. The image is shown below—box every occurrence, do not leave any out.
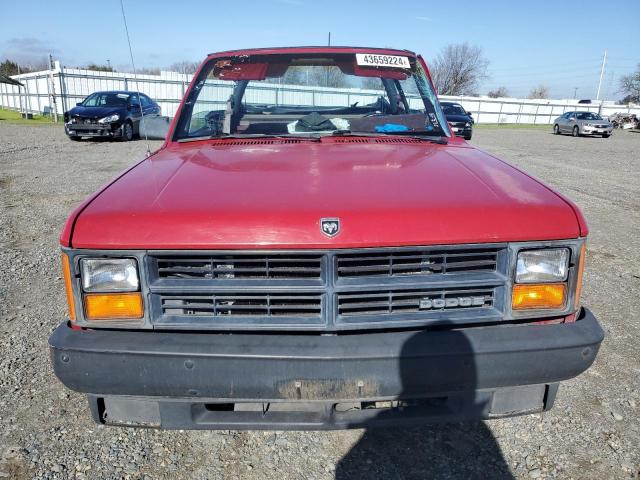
[0,122,638,479]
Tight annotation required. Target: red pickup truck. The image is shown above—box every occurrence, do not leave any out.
[49,47,603,430]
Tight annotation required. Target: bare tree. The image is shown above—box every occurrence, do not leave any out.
[360,76,383,90]
[487,86,509,98]
[307,66,348,88]
[281,66,305,85]
[168,61,200,75]
[528,85,550,99]
[619,64,640,104]
[429,43,489,95]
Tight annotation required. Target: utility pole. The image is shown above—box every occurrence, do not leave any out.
[596,50,607,101]
[107,59,111,70]
[48,53,58,123]
[573,87,578,99]
[328,32,331,46]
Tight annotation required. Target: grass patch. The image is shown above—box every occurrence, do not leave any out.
[475,123,551,130]
[0,108,57,125]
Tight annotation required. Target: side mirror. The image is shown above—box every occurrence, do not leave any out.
[128,102,141,110]
[76,102,83,106]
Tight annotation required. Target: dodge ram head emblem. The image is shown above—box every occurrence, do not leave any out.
[320,218,340,238]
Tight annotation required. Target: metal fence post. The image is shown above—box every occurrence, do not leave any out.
[25,81,32,114]
[34,75,41,113]
[58,66,68,114]
[18,85,24,115]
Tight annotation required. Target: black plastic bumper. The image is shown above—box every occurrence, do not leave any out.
[65,123,121,138]
[49,308,603,430]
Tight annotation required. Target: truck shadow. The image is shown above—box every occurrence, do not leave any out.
[335,326,514,479]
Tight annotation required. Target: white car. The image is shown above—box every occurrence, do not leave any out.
[553,111,613,138]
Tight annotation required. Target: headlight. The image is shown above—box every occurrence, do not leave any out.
[465,122,471,127]
[515,248,569,283]
[80,258,139,292]
[98,114,120,123]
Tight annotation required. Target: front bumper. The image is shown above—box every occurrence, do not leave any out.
[582,126,612,135]
[49,308,603,430]
[65,122,122,138]
[451,126,472,137]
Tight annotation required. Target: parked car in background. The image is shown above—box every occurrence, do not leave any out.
[440,101,473,140]
[553,111,613,137]
[63,91,160,141]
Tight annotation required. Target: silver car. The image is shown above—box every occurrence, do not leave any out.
[553,111,613,137]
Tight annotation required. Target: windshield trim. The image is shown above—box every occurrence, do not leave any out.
[171,51,450,143]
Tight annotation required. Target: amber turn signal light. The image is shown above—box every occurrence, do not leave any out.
[61,254,76,322]
[84,292,144,320]
[512,283,566,310]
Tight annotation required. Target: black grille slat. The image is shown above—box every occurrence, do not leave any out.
[155,254,323,280]
[336,248,499,278]
[338,288,494,316]
[161,293,322,317]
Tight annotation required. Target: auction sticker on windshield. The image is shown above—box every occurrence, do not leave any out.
[356,53,410,68]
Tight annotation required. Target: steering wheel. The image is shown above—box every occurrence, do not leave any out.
[363,96,392,117]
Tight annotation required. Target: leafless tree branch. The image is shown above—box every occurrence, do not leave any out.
[429,43,489,96]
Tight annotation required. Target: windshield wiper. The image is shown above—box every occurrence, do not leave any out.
[330,130,448,145]
[397,134,448,145]
[178,134,321,143]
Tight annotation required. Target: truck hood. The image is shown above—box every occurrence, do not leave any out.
[68,139,581,249]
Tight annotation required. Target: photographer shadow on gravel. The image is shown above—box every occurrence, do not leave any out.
[335,324,514,480]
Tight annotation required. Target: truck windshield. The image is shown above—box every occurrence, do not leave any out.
[174,52,450,140]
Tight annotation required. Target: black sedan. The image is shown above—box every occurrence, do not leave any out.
[441,102,474,140]
[64,91,160,141]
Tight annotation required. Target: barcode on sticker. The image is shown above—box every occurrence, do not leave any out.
[356,53,410,69]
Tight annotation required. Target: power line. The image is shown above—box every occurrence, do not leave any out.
[119,0,150,156]
[489,59,603,71]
